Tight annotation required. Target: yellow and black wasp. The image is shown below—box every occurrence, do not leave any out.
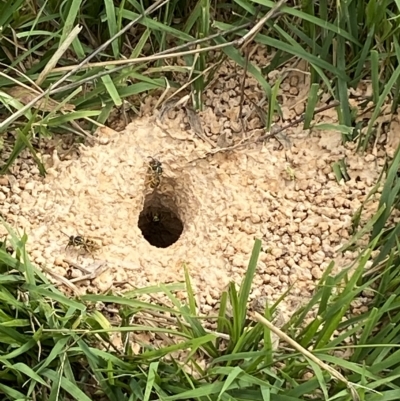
[62,231,100,256]
[147,157,163,189]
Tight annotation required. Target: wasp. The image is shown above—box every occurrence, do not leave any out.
[147,211,161,224]
[147,157,163,189]
[62,231,100,255]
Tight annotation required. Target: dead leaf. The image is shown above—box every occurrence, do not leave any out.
[185,106,216,147]
[3,86,75,112]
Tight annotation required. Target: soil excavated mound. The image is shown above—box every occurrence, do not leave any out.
[0,114,383,319]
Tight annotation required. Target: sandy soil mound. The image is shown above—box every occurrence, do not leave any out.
[0,113,384,319]
[1,55,395,321]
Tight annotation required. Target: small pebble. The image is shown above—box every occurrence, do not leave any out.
[0,177,9,186]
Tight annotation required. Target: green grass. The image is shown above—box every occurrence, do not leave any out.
[0,188,400,401]
[2,0,400,399]
[1,0,400,167]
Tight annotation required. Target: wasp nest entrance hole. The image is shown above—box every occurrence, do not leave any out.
[138,191,184,248]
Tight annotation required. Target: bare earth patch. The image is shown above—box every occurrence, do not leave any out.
[0,57,394,323]
[0,112,385,321]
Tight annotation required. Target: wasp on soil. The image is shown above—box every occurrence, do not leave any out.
[62,231,101,256]
[147,157,163,189]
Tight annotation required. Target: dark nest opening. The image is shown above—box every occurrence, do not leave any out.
[138,192,184,248]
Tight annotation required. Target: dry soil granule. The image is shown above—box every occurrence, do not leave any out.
[0,115,384,318]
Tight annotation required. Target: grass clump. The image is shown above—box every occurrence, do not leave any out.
[1,0,400,170]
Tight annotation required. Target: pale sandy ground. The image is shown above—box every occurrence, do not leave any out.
[1,56,399,325]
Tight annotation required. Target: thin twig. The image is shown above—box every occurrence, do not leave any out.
[137,309,231,340]
[42,267,82,296]
[257,101,340,142]
[0,3,288,133]
[237,0,287,48]
[253,312,360,401]
[43,5,286,91]
[184,100,341,163]
[47,22,254,96]
[70,263,107,283]
[34,42,243,72]
[0,0,170,131]
[63,258,92,274]
[35,25,82,86]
